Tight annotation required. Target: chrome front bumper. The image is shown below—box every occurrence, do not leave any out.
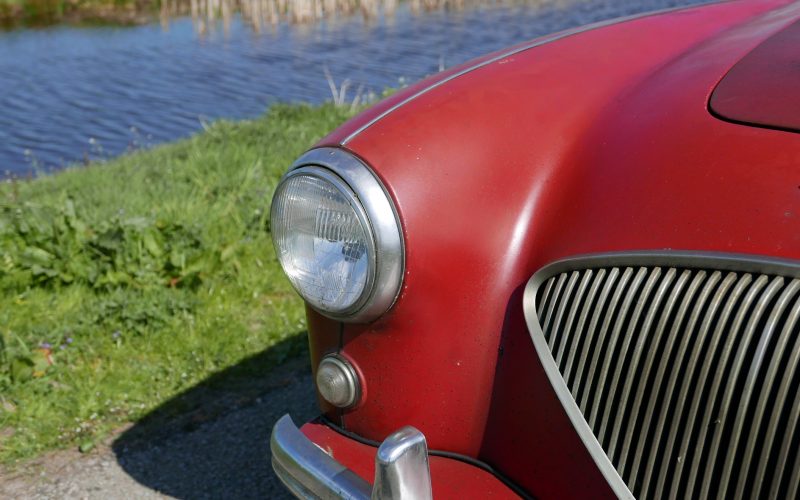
[271,414,433,500]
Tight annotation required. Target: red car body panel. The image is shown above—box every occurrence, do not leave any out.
[299,0,800,497]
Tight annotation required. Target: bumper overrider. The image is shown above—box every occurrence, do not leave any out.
[271,414,433,500]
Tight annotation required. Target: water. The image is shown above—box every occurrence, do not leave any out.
[0,0,709,177]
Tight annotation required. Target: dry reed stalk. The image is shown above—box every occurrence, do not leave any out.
[174,0,549,32]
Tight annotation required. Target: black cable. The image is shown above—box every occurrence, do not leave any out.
[319,415,536,500]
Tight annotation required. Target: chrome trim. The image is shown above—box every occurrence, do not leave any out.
[271,415,372,499]
[271,415,432,500]
[339,2,726,145]
[522,251,800,500]
[372,427,433,500]
[279,147,405,323]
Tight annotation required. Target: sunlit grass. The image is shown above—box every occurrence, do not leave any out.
[0,103,355,464]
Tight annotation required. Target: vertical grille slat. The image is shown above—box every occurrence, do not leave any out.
[563,269,606,386]
[542,273,567,341]
[695,274,771,500]
[665,272,738,500]
[653,270,722,500]
[678,273,753,500]
[786,434,800,500]
[575,267,620,410]
[639,270,707,499]
[775,383,800,499]
[605,267,662,462]
[726,278,798,499]
[584,267,634,422]
[528,257,800,500]
[595,267,649,445]
[760,296,800,498]
[548,271,580,350]
[625,271,692,484]
[554,270,594,367]
[537,276,556,316]
[613,267,675,474]
[739,281,800,498]
[710,276,783,500]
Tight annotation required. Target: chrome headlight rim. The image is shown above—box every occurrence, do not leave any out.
[273,147,405,323]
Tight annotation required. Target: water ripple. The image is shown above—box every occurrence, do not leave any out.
[0,0,710,177]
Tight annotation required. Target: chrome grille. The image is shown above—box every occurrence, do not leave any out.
[525,253,800,499]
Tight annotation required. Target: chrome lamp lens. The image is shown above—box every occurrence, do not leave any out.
[270,148,403,322]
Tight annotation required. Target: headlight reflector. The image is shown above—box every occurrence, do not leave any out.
[270,148,404,322]
[272,168,375,314]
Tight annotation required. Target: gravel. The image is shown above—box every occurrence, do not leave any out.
[0,358,317,500]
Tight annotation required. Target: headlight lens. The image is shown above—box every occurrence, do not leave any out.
[270,148,404,322]
[271,168,375,314]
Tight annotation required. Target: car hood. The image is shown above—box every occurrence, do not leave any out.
[320,0,800,263]
[710,17,800,133]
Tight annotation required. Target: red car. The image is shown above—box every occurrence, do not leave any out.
[268,0,800,498]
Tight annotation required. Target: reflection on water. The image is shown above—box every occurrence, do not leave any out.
[0,0,709,177]
[164,0,569,33]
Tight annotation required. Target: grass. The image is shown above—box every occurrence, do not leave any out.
[0,102,357,464]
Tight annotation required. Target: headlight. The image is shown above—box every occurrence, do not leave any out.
[270,148,404,322]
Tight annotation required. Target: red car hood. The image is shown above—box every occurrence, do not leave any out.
[322,0,800,263]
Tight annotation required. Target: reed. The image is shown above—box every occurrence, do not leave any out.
[0,0,554,29]
[177,0,557,35]
[324,66,372,112]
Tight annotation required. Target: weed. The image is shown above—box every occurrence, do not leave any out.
[0,102,356,464]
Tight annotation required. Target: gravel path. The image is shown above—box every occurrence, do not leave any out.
[0,357,317,500]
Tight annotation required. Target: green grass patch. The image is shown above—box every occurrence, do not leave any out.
[0,102,355,464]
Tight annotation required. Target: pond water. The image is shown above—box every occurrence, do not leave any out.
[0,0,708,177]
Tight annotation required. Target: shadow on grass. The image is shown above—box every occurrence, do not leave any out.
[112,332,318,499]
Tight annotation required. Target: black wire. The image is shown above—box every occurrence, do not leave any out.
[319,415,536,500]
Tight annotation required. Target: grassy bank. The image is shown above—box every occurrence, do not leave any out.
[0,103,355,464]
